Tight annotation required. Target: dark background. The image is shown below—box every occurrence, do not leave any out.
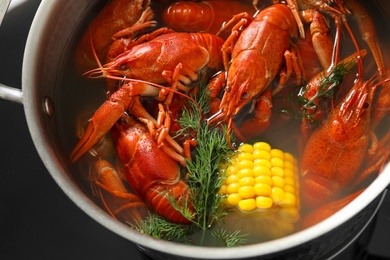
[0,1,389,260]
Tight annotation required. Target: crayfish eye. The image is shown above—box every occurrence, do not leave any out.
[363,102,370,109]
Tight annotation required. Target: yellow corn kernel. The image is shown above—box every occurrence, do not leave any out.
[271,157,284,168]
[238,143,254,153]
[227,193,242,205]
[270,149,284,159]
[254,183,272,196]
[280,192,296,207]
[284,152,294,162]
[238,186,255,199]
[271,167,284,177]
[272,176,285,188]
[284,168,295,177]
[239,177,256,187]
[219,184,228,194]
[254,159,272,168]
[238,160,254,170]
[253,149,271,160]
[238,198,256,211]
[227,183,240,194]
[253,165,271,176]
[256,196,273,209]
[226,174,239,185]
[253,142,271,151]
[229,160,238,167]
[271,187,285,203]
[238,168,254,178]
[284,160,295,170]
[238,152,253,162]
[255,175,273,186]
[226,165,239,176]
[285,177,295,186]
[284,184,295,194]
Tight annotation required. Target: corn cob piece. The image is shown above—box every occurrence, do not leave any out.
[219,142,300,223]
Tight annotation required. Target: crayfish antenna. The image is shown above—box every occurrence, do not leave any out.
[206,109,225,125]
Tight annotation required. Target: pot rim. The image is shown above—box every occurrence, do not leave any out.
[22,0,390,258]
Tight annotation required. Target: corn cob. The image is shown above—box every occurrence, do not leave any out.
[219,142,300,222]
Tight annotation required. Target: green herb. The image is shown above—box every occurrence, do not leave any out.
[297,59,356,122]
[176,79,233,235]
[131,214,189,242]
[212,228,249,247]
[175,78,211,136]
[185,123,231,229]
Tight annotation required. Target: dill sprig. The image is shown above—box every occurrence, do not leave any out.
[297,59,356,121]
[212,228,249,247]
[174,79,211,139]
[185,122,231,230]
[176,79,233,231]
[131,214,189,242]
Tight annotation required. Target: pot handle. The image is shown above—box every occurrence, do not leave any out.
[0,83,23,104]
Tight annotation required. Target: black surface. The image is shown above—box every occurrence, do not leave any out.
[0,1,389,260]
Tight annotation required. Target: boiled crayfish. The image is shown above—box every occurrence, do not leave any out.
[74,0,152,73]
[298,50,367,141]
[161,0,256,39]
[297,53,389,224]
[300,70,390,207]
[207,4,304,142]
[111,114,194,224]
[280,0,384,75]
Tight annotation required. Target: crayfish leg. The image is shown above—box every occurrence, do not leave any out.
[92,159,148,223]
[302,189,364,228]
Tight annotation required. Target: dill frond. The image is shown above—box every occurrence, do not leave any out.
[297,59,356,122]
[186,122,232,230]
[162,189,197,221]
[212,228,248,247]
[175,77,212,139]
[176,78,233,230]
[131,214,189,242]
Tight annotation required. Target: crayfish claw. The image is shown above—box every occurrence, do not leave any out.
[71,121,102,162]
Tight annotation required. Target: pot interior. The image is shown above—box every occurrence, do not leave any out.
[22,0,390,259]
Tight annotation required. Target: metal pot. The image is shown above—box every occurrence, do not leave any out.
[0,0,389,259]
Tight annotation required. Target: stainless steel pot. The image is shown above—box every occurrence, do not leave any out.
[0,1,389,259]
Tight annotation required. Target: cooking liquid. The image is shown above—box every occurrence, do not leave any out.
[55,0,390,246]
